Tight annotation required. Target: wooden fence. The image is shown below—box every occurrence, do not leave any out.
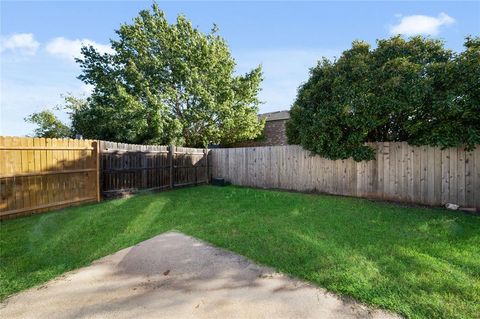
[0,137,100,219]
[211,143,480,209]
[100,141,210,197]
[3,138,479,219]
[1,137,211,220]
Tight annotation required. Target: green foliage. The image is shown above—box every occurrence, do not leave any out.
[25,110,72,138]
[287,36,480,161]
[2,186,479,318]
[75,4,264,147]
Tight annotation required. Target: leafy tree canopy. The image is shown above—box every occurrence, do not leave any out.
[74,4,264,147]
[25,110,72,138]
[287,36,480,161]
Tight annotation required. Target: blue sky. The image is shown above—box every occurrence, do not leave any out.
[1,1,479,136]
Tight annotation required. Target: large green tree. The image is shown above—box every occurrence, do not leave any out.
[75,4,264,146]
[287,36,480,161]
[25,110,72,138]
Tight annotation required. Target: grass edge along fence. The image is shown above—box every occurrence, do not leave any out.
[0,137,211,220]
[211,143,480,210]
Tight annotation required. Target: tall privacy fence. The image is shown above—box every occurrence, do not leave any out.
[1,137,211,220]
[100,141,210,197]
[0,137,100,220]
[211,143,480,210]
[2,138,479,220]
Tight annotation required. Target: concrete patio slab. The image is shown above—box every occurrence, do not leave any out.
[0,232,401,319]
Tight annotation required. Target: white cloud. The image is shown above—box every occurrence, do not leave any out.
[46,37,114,61]
[390,13,455,36]
[0,33,40,55]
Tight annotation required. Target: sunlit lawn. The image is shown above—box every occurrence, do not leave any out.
[1,185,479,319]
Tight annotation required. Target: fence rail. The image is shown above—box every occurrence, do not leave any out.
[211,143,480,209]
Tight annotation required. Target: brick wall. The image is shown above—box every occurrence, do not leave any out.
[232,118,289,147]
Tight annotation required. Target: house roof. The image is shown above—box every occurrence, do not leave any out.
[258,110,290,121]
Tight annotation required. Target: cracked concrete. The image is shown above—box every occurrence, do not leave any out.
[0,232,401,319]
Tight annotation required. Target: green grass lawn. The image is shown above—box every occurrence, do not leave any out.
[1,186,479,318]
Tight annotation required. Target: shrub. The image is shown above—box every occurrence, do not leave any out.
[287,36,480,161]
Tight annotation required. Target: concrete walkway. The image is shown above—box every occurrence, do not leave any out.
[0,232,401,319]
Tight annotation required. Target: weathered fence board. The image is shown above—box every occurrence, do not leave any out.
[99,142,210,197]
[172,146,209,188]
[100,141,171,196]
[211,143,480,209]
[0,137,100,219]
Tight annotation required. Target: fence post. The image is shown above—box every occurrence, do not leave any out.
[141,147,147,189]
[169,145,174,189]
[204,148,209,184]
[95,140,101,202]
